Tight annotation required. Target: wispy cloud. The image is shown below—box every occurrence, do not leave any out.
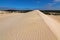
[45,0,60,10]
[53,0,60,2]
[44,2,56,10]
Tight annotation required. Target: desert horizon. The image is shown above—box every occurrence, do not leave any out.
[0,10,60,40]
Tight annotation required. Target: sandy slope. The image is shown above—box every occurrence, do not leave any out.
[49,15,60,23]
[0,10,57,40]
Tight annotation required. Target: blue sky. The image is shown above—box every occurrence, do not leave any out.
[0,0,60,10]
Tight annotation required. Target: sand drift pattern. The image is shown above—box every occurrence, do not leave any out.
[0,10,58,40]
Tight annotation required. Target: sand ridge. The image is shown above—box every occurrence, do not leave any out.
[0,10,57,40]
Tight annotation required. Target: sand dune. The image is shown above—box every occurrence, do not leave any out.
[49,15,60,23]
[0,10,57,40]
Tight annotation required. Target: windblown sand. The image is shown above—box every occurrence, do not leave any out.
[0,10,57,40]
[49,15,60,23]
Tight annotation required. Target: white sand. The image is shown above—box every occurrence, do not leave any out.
[0,10,57,40]
[49,15,60,23]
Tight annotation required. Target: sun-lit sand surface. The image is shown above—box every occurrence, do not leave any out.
[37,11,60,40]
[0,10,57,40]
[49,15,60,23]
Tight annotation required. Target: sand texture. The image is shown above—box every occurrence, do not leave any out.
[0,10,57,40]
